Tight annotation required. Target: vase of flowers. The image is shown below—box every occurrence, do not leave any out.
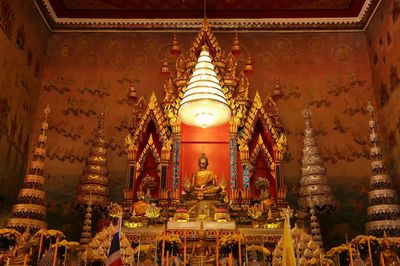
[141,175,156,198]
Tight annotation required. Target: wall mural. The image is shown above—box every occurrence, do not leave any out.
[367,0,400,187]
[0,0,50,225]
[28,30,376,246]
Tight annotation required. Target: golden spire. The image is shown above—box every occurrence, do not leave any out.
[73,111,110,211]
[365,102,400,236]
[6,105,50,232]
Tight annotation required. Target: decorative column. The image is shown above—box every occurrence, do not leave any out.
[229,121,238,190]
[123,131,138,209]
[274,135,287,206]
[73,111,110,211]
[160,140,172,192]
[6,105,50,232]
[239,143,250,201]
[365,102,400,236]
[171,122,181,192]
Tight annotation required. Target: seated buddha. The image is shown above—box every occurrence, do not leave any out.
[189,152,223,199]
[189,229,215,266]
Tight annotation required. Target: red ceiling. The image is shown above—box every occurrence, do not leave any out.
[49,0,366,19]
[36,0,379,31]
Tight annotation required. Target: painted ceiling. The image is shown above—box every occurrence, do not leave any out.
[35,0,380,31]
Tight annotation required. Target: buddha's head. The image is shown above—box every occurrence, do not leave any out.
[198,152,209,170]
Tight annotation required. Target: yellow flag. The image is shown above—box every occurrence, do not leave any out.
[282,215,296,266]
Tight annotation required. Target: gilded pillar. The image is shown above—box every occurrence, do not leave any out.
[171,122,181,191]
[229,122,238,190]
[239,142,250,200]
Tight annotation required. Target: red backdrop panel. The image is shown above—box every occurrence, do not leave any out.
[180,123,230,189]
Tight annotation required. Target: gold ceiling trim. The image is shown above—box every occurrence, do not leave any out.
[34,0,380,32]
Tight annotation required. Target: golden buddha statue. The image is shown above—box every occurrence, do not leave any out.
[380,233,400,265]
[130,191,150,217]
[10,228,32,266]
[190,152,223,198]
[189,229,215,266]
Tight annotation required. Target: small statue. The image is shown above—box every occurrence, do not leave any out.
[225,52,237,80]
[275,132,287,151]
[380,233,400,265]
[236,71,249,101]
[163,76,176,104]
[130,191,150,217]
[10,228,32,266]
[189,152,223,197]
[189,229,215,265]
[176,54,187,81]
[191,229,212,257]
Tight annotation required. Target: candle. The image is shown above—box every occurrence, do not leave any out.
[37,232,44,264]
[245,235,248,266]
[228,252,233,266]
[63,246,68,265]
[23,253,28,266]
[348,242,354,266]
[183,230,187,266]
[137,236,141,266]
[53,236,59,266]
[238,236,242,266]
[367,236,373,266]
[166,250,170,266]
[161,233,166,265]
[216,230,219,266]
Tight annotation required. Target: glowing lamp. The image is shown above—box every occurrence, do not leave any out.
[178,45,231,128]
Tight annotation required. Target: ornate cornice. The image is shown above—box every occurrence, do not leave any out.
[34,0,380,32]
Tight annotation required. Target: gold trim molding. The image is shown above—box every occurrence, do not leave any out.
[34,0,380,32]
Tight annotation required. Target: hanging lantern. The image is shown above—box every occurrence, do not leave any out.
[160,57,170,77]
[231,33,241,56]
[178,45,231,128]
[243,53,254,75]
[170,33,181,56]
[272,76,283,100]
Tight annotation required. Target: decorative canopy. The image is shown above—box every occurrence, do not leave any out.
[178,45,230,128]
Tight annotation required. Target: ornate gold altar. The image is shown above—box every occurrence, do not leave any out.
[107,19,289,265]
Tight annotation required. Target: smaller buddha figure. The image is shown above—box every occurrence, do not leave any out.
[130,191,150,217]
[380,233,400,265]
[236,71,249,101]
[189,229,215,265]
[10,228,32,266]
[163,76,176,104]
[225,52,237,80]
[190,153,223,198]
[175,54,187,81]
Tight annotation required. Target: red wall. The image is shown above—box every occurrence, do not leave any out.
[180,123,230,190]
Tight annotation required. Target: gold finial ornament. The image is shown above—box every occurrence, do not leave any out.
[170,33,181,56]
[243,53,254,75]
[231,33,241,56]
